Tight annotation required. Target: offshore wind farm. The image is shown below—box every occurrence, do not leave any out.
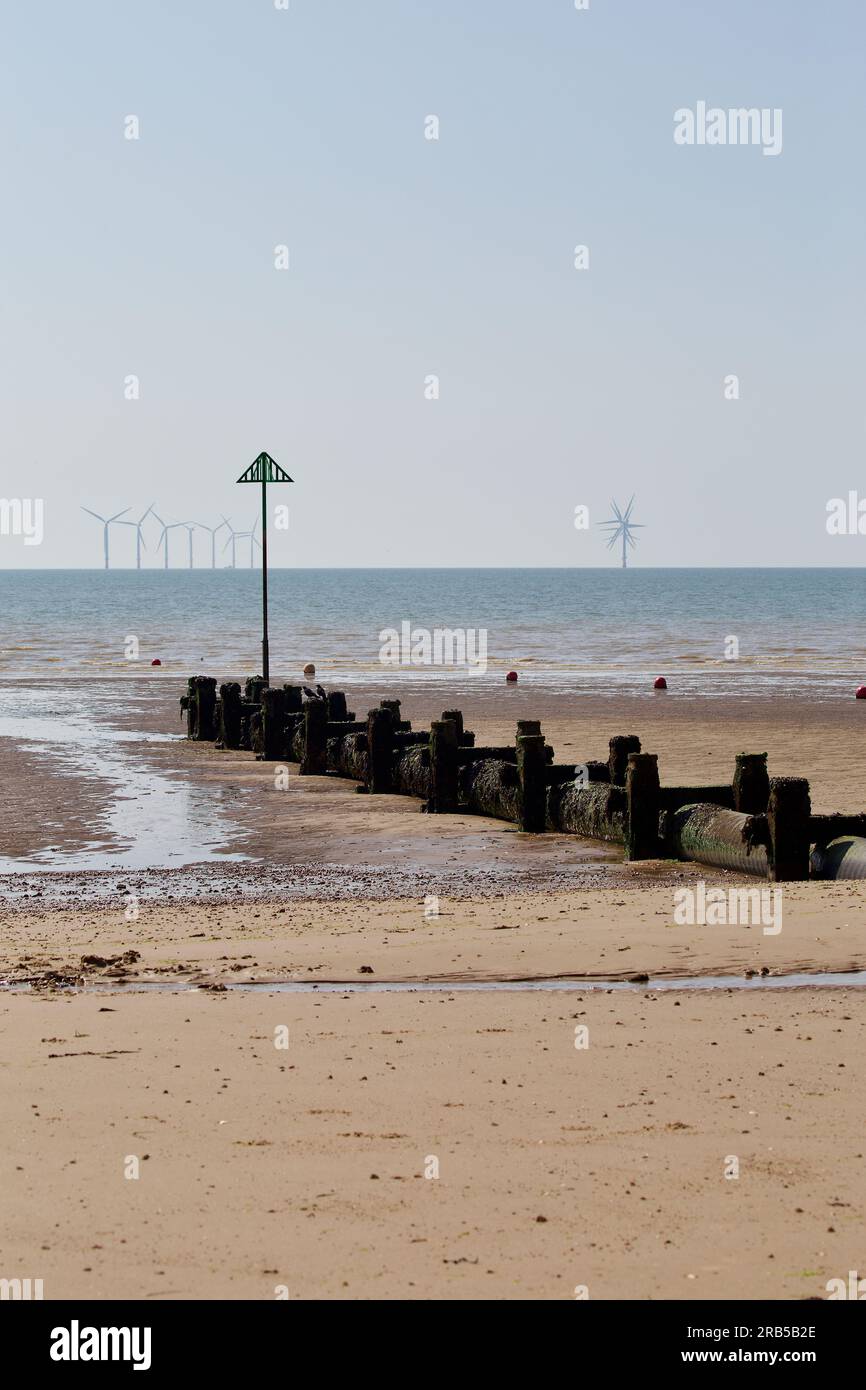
[80,506,262,568]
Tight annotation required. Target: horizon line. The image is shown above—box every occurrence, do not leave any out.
[3,565,866,574]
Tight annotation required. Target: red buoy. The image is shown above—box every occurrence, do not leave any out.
[151,658,162,667]
[506,670,518,683]
[856,686,866,700]
[654,676,667,690]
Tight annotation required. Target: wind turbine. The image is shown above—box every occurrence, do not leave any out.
[241,516,262,569]
[599,495,644,569]
[81,506,130,569]
[156,519,188,570]
[227,516,261,568]
[196,518,229,568]
[221,517,240,568]
[180,523,198,569]
[116,503,155,569]
[231,529,256,568]
[248,515,262,569]
[151,511,169,570]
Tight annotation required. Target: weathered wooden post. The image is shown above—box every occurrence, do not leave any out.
[367,707,394,794]
[733,753,770,814]
[766,777,811,882]
[625,752,660,859]
[328,691,348,721]
[442,709,465,744]
[283,687,304,755]
[517,732,547,832]
[299,699,328,775]
[379,698,407,731]
[218,682,242,749]
[517,719,541,738]
[260,687,287,761]
[245,675,268,703]
[609,734,641,786]
[200,679,217,740]
[187,676,217,741]
[429,718,459,813]
[181,679,197,739]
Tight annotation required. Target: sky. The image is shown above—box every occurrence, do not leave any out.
[1,0,864,568]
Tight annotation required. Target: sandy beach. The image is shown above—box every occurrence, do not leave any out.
[2,984,863,1302]
[1,680,865,1300]
[6,0,866,1328]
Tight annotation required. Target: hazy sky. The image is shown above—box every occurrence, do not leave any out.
[2,1,864,568]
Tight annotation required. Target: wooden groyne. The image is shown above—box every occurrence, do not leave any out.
[179,677,849,882]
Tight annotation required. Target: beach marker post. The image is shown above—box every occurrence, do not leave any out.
[236,451,294,685]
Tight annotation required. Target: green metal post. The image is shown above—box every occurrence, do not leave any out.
[261,476,269,684]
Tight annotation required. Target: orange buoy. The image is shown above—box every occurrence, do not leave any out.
[506,671,518,683]
[653,676,667,690]
[856,686,866,699]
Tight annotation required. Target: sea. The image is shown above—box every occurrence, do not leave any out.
[1,567,865,699]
